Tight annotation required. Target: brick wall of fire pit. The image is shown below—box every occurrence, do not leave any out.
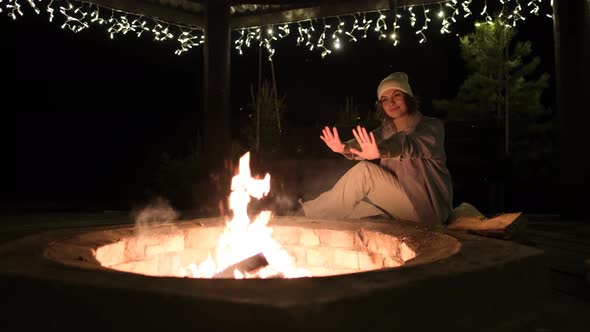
[45,217,417,278]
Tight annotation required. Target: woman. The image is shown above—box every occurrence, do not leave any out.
[300,72,453,225]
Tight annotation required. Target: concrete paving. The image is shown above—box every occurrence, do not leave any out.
[0,212,588,331]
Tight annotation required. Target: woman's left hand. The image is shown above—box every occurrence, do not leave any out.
[349,126,381,160]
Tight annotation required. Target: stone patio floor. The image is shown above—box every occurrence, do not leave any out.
[0,211,588,331]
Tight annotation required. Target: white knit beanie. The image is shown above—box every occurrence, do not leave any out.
[377,72,414,99]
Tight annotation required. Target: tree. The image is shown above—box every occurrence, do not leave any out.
[335,96,360,127]
[243,79,286,156]
[434,18,552,212]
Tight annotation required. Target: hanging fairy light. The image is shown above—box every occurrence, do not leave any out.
[390,10,401,46]
[90,4,105,24]
[498,0,511,27]
[6,0,24,20]
[234,29,246,54]
[331,16,345,49]
[461,0,473,18]
[262,24,278,61]
[480,0,493,24]
[245,27,257,47]
[175,29,200,55]
[416,5,431,44]
[26,0,40,14]
[305,19,315,50]
[344,14,358,42]
[60,2,89,33]
[359,12,372,39]
[439,3,451,34]
[527,0,540,15]
[278,24,290,38]
[408,6,417,27]
[507,0,526,27]
[46,0,55,22]
[2,0,556,58]
[374,10,387,39]
[131,17,150,37]
[445,0,460,30]
[317,18,332,58]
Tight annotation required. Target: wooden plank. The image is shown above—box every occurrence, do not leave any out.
[87,0,204,28]
[230,0,447,28]
[227,0,443,6]
[82,0,446,28]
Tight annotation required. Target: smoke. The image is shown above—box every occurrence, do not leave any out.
[131,197,179,234]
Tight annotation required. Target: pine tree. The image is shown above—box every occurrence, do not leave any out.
[434,18,552,212]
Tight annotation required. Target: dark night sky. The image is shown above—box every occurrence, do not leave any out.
[0,4,556,212]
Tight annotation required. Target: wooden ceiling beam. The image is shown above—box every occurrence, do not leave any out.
[82,0,446,29]
[90,0,204,28]
[229,0,447,28]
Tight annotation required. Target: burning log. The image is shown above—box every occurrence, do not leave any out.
[213,253,269,279]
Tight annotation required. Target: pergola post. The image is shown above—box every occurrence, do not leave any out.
[553,0,590,220]
[203,0,231,171]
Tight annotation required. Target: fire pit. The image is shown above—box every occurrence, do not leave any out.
[44,217,457,279]
[43,152,457,280]
[0,154,548,331]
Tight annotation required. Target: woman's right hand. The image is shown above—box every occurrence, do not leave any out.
[320,126,345,153]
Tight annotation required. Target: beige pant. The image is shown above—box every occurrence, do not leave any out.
[302,161,418,221]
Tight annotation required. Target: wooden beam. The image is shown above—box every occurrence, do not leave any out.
[226,0,439,5]
[203,1,231,172]
[87,0,204,28]
[230,0,447,28]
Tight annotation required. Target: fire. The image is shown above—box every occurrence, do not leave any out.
[179,152,310,279]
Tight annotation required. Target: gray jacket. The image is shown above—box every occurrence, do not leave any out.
[344,112,453,225]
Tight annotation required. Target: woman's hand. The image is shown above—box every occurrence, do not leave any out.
[320,126,345,153]
[350,126,381,160]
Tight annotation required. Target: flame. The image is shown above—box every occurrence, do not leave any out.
[181,152,310,278]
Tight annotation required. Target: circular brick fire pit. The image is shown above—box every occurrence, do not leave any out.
[44,217,458,278]
[0,216,547,332]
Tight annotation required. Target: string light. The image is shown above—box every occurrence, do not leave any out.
[527,0,540,15]
[345,14,359,42]
[374,10,387,39]
[262,24,277,61]
[480,0,493,24]
[415,6,431,44]
[331,16,344,49]
[408,6,417,27]
[390,10,401,46]
[46,0,55,22]
[235,29,246,54]
[446,0,459,24]
[462,0,473,18]
[175,28,200,55]
[59,2,89,33]
[2,0,555,58]
[546,0,553,19]
[6,0,24,20]
[359,12,372,39]
[26,0,40,14]
[317,18,332,58]
[277,24,290,38]
[439,3,451,34]
[305,20,315,50]
[512,0,526,26]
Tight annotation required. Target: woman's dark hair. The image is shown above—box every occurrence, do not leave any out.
[373,92,419,124]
